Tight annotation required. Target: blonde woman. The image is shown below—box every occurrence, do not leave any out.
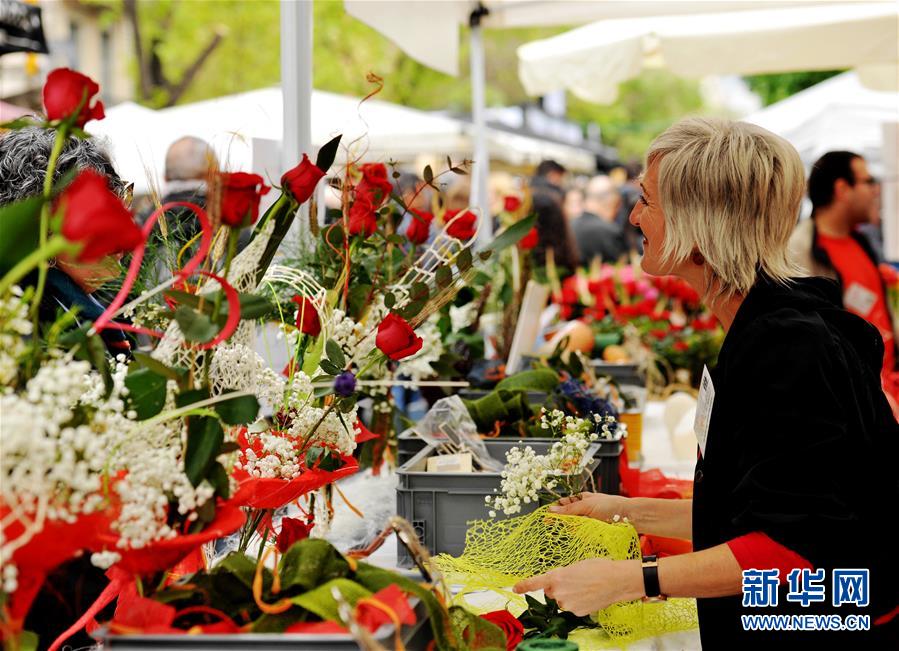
[514,118,898,647]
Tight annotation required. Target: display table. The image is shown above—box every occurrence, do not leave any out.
[356,401,703,649]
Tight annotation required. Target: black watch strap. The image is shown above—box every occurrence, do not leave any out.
[642,554,663,599]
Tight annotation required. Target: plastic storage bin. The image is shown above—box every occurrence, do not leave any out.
[395,439,613,567]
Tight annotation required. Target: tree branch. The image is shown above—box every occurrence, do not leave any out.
[122,0,151,100]
[163,26,227,107]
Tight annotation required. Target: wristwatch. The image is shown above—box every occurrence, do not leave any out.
[641,555,668,602]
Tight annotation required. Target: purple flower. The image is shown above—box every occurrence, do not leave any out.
[334,371,357,397]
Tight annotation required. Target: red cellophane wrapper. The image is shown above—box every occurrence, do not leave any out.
[231,429,360,509]
[93,500,245,576]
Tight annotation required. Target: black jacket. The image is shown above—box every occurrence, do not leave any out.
[693,275,899,648]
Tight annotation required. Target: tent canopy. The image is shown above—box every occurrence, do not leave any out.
[89,89,599,195]
[343,0,831,76]
[517,1,898,104]
[744,71,899,176]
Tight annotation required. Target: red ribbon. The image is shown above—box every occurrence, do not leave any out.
[47,567,132,651]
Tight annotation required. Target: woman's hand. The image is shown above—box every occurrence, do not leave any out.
[549,491,631,522]
[512,558,644,616]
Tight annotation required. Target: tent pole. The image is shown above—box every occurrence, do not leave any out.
[280,0,313,246]
[469,8,492,245]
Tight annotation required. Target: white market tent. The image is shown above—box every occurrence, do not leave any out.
[517,1,898,104]
[88,89,598,196]
[744,71,899,177]
[339,0,830,243]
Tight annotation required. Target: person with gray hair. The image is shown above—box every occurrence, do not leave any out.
[514,117,898,647]
[570,174,626,264]
[0,126,132,354]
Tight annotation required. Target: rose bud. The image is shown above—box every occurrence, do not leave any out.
[291,295,321,337]
[355,162,394,208]
[281,154,325,204]
[445,209,477,240]
[348,192,377,237]
[57,170,142,262]
[376,313,423,361]
[219,172,270,227]
[276,517,313,553]
[405,208,433,245]
[518,226,539,250]
[42,68,105,127]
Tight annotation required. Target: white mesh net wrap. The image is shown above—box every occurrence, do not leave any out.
[152,218,277,383]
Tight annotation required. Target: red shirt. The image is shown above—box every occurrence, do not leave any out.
[817,233,895,376]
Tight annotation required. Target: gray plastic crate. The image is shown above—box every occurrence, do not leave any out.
[395,439,607,568]
[398,431,622,494]
[589,361,644,386]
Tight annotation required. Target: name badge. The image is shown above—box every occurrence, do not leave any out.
[693,366,715,458]
[844,282,877,317]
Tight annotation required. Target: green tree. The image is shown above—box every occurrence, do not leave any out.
[744,70,844,106]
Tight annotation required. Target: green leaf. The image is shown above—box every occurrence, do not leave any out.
[325,339,345,368]
[132,352,185,381]
[214,393,259,425]
[399,300,426,320]
[456,246,473,272]
[176,387,209,409]
[347,283,372,317]
[235,293,275,320]
[384,292,396,309]
[164,290,273,322]
[478,250,493,261]
[124,368,168,420]
[315,134,342,172]
[174,306,217,343]
[386,233,405,246]
[435,265,452,289]
[0,195,44,276]
[0,116,38,130]
[410,281,429,302]
[325,223,345,249]
[302,333,325,377]
[219,441,241,455]
[450,166,468,175]
[185,416,224,486]
[319,359,341,376]
[423,164,433,184]
[61,324,113,395]
[485,213,538,252]
[495,369,560,392]
[313,385,334,398]
[208,461,231,498]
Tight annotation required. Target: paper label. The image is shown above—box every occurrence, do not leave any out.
[693,366,715,459]
[426,452,473,473]
[844,282,877,317]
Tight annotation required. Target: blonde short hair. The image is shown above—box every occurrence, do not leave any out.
[646,117,804,299]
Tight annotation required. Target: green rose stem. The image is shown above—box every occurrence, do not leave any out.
[29,124,68,330]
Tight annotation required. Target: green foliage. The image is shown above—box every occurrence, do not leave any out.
[744,70,844,106]
[124,367,168,420]
[184,415,224,486]
[214,392,260,425]
[566,70,705,161]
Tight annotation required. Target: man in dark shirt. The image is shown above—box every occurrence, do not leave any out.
[570,174,627,264]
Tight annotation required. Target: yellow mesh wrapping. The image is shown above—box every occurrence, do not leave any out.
[435,507,698,648]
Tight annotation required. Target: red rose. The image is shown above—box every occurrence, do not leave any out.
[673,341,690,352]
[445,209,477,240]
[276,517,313,553]
[376,313,423,361]
[518,226,539,250]
[292,295,321,337]
[42,68,105,127]
[348,192,377,237]
[281,154,325,204]
[503,195,522,213]
[57,170,142,262]
[405,208,433,245]
[219,172,270,227]
[356,163,393,208]
[479,610,523,651]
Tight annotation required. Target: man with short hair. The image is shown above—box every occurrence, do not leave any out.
[531,159,567,204]
[788,150,896,396]
[570,174,626,264]
[147,136,217,241]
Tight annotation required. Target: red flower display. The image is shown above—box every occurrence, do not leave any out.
[503,195,522,212]
[94,501,246,576]
[445,209,477,240]
[219,172,270,227]
[276,517,313,553]
[356,163,393,208]
[376,313,423,361]
[348,192,377,237]
[292,295,321,337]
[518,226,539,250]
[42,68,105,127]
[405,208,433,245]
[479,610,524,651]
[281,154,325,204]
[231,429,360,509]
[57,170,142,262]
